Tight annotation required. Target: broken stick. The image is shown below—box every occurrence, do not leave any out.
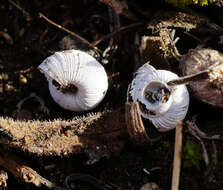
[171,121,183,190]
[0,149,62,189]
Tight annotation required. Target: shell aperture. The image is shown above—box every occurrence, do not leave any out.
[38,50,108,112]
[129,63,189,131]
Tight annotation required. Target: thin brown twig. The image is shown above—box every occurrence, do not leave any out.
[183,31,202,43]
[171,121,183,190]
[167,61,222,86]
[39,13,102,53]
[7,0,32,22]
[93,22,144,46]
[186,119,220,140]
[167,70,209,86]
[39,28,49,42]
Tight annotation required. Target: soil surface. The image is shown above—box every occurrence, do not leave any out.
[0,0,223,190]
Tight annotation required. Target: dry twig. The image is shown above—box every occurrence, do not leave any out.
[168,62,223,86]
[171,121,183,190]
[0,149,61,189]
[186,119,220,140]
[39,13,101,53]
[183,31,202,43]
[93,22,143,46]
[7,0,32,22]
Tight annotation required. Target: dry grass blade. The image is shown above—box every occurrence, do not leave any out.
[171,121,183,190]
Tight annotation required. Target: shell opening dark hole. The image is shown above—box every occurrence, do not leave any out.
[52,80,78,94]
[144,81,171,104]
[139,102,156,116]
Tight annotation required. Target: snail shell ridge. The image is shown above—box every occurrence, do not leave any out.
[130,63,189,132]
[38,50,108,111]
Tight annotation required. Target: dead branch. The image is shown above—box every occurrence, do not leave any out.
[0,149,61,189]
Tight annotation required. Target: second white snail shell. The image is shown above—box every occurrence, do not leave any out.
[129,63,189,132]
[38,50,108,111]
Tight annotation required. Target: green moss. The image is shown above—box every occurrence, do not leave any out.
[165,0,215,7]
[182,140,202,168]
[163,141,171,149]
[155,141,171,154]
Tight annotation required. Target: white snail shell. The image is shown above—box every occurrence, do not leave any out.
[129,63,189,132]
[38,50,108,111]
[180,48,223,107]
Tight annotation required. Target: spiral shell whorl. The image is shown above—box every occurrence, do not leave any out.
[130,64,189,131]
[38,50,108,111]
